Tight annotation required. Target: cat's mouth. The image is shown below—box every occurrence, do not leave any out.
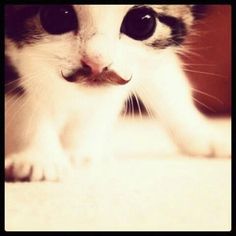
[61,67,131,87]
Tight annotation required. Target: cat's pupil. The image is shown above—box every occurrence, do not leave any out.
[121,7,156,41]
[40,5,78,35]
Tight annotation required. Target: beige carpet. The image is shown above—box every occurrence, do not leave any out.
[5,117,231,231]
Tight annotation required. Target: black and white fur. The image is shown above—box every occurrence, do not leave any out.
[5,5,230,181]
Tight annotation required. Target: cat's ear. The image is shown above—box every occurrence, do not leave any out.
[190,5,208,20]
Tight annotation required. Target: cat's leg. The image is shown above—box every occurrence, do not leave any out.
[62,117,113,167]
[62,88,127,166]
[5,96,70,181]
[136,56,230,157]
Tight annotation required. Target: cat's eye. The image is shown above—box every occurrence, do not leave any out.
[121,7,157,41]
[40,5,78,35]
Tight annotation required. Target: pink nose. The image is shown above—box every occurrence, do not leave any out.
[81,56,108,75]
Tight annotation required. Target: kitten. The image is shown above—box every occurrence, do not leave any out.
[5,5,230,181]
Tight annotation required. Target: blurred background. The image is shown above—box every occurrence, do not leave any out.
[127,5,231,117]
[184,4,231,116]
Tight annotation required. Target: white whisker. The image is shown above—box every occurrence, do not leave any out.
[192,88,224,104]
[192,97,216,112]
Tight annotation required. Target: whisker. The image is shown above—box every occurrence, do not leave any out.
[5,94,30,130]
[192,97,216,113]
[133,91,143,120]
[183,68,226,78]
[136,86,154,120]
[121,98,128,120]
[5,74,38,96]
[182,63,216,67]
[192,88,224,104]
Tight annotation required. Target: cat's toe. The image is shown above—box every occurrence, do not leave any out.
[210,133,231,157]
[176,130,231,157]
[5,151,71,182]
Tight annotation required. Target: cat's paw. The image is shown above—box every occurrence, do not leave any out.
[69,148,113,168]
[175,128,231,157]
[5,150,71,182]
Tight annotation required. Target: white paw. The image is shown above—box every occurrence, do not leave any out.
[5,149,71,182]
[69,148,113,168]
[174,125,231,157]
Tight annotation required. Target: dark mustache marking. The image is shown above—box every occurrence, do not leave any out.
[62,67,131,86]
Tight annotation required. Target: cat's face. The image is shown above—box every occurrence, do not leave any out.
[5,5,195,90]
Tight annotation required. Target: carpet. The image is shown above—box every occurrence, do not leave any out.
[5,116,231,231]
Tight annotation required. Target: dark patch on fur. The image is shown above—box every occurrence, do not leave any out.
[5,5,42,46]
[160,14,186,45]
[191,5,208,20]
[149,14,187,49]
[5,56,25,96]
[149,39,173,49]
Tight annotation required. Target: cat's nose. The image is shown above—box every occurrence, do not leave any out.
[81,56,110,75]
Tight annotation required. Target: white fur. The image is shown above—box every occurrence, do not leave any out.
[5,5,230,181]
